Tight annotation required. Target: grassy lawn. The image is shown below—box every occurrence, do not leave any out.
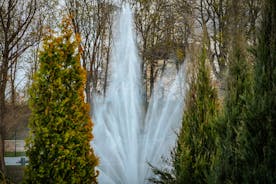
[4,152,26,157]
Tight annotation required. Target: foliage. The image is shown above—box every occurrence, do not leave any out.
[213,0,276,183]
[213,33,253,183]
[241,0,276,182]
[150,42,220,183]
[148,162,176,184]
[173,46,220,184]
[24,20,98,183]
[0,170,14,184]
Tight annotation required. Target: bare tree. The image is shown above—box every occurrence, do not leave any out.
[191,0,261,93]
[0,0,39,174]
[133,0,193,99]
[65,0,114,103]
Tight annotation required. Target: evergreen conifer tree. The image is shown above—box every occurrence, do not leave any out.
[242,0,276,182]
[149,32,220,184]
[213,1,253,182]
[24,20,98,183]
[173,42,220,184]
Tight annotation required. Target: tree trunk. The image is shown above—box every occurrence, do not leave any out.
[149,60,155,97]
[0,56,9,174]
[0,85,6,174]
[0,133,5,174]
[103,45,110,97]
[11,60,18,106]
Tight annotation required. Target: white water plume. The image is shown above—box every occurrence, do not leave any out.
[92,4,186,184]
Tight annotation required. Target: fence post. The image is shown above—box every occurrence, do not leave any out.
[14,130,16,156]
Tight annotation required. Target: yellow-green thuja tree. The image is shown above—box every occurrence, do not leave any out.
[24,21,98,183]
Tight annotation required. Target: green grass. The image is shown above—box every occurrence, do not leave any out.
[4,152,26,157]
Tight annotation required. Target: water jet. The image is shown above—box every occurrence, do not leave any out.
[92,4,186,183]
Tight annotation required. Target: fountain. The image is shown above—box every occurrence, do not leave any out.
[91,4,186,184]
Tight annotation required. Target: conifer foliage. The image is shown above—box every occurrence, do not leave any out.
[173,46,220,184]
[214,1,253,182]
[242,0,276,182]
[149,38,220,184]
[24,21,98,183]
[150,1,275,183]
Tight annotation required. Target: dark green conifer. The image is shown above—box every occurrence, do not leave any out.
[213,1,253,182]
[242,0,276,182]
